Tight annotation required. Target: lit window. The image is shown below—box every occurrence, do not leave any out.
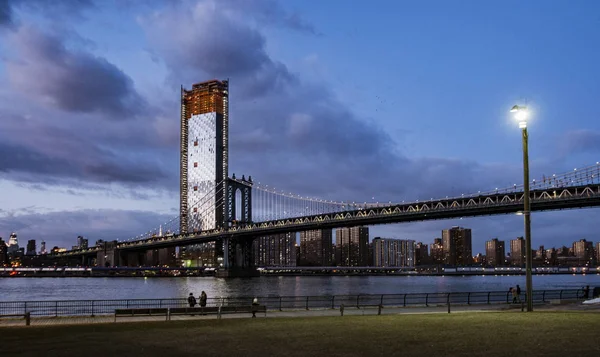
[194,140,198,146]
[194,186,198,191]
[194,162,198,167]
[193,208,198,213]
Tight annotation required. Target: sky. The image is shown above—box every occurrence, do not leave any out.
[0,0,600,254]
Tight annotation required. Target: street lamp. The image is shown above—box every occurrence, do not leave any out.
[510,104,533,312]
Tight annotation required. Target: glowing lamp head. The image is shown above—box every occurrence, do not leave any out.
[510,105,528,128]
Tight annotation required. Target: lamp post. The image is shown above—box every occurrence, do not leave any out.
[510,104,533,312]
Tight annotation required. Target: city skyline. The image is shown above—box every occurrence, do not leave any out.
[1,0,600,249]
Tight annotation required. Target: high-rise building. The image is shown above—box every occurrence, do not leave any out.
[430,238,444,264]
[180,79,229,233]
[299,229,332,266]
[415,242,429,265]
[372,238,415,267]
[335,227,369,266]
[26,240,36,256]
[40,241,47,255]
[485,238,505,267]
[510,237,526,267]
[253,233,297,267]
[442,227,472,266]
[76,236,88,249]
[572,239,594,265]
[0,238,7,265]
[7,232,19,255]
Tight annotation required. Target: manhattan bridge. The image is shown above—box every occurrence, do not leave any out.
[50,79,600,277]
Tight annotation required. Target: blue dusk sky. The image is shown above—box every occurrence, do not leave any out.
[0,0,599,254]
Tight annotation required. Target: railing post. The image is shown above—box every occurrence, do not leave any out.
[380,294,384,306]
[559,290,563,300]
[279,297,282,311]
[24,301,27,315]
[91,301,95,317]
[378,304,382,315]
[55,301,58,317]
[487,292,491,304]
[403,294,407,307]
[356,295,360,308]
[166,308,170,321]
[467,292,470,305]
[447,293,451,314]
[25,312,30,326]
[305,296,309,310]
[425,294,429,307]
[542,291,546,303]
[331,296,335,309]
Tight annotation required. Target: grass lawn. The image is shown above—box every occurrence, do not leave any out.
[1,312,599,357]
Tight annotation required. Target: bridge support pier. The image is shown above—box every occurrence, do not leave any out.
[216,236,259,278]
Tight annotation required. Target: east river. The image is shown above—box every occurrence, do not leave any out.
[1,274,599,301]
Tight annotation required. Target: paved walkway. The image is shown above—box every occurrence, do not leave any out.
[1,303,598,328]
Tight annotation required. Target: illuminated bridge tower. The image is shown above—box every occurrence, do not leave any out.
[180,79,230,234]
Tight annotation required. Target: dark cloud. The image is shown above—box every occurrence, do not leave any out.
[0,113,172,188]
[139,0,530,206]
[0,0,14,27]
[0,0,93,29]
[562,130,600,154]
[141,0,296,97]
[0,209,173,248]
[6,26,145,117]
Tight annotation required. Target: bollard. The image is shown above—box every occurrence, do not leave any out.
[166,308,170,321]
[25,312,31,326]
[340,304,344,316]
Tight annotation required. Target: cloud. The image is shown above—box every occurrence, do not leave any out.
[0,0,93,29]
[5,26,145,116]
[0,112,172,189]
[0,209,173,248]
[561,130,600,155]
[138,0,527,206]
[140,0,297,97]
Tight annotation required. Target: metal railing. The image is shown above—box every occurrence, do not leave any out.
[0,289,587,318]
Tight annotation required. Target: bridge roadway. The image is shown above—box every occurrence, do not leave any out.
[54,183,600,257]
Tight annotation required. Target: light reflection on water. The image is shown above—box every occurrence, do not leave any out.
[1,274,599,301]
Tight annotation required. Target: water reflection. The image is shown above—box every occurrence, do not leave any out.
[1,275,599,301]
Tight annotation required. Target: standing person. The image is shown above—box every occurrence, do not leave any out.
[512,287,518,304]
[252,297,259,318]
[516,284,522,303]
[200,291,207,307]
[187,293,197,307]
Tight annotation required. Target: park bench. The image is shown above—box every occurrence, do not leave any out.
[219,305,267,317]
[168,307,220,317]
[114,308,168,322]
[0,312,31,326]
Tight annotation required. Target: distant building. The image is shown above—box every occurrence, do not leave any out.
[7,233,19,255]
[0,238,7,265]
[442,227,472,266]
[181,242,222,267]
[510,237,526,267]
[415,242,429,265]
[39,241,47,255]
[430,238,444,264]
[77,236,89,249]
[26,240,36,256]
[299,229,333,266]
[596,242,600,265]
[572,239,594,265]
[253,233,296,267]
[372,238,415,268]
[335,227,369,266]
[485,238,505,267]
